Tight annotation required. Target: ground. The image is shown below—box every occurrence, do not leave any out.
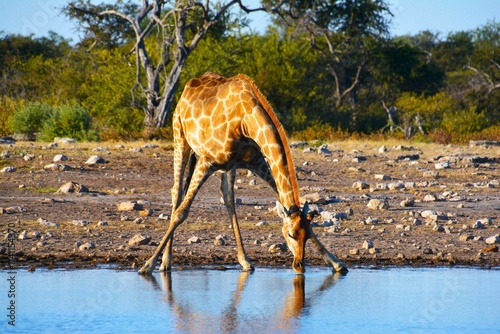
[0,139,499,272]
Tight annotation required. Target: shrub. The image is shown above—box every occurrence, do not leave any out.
[37,103,99,142]
[9,102,53,137]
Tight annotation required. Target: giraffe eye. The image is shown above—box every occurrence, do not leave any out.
[288,232,295,240]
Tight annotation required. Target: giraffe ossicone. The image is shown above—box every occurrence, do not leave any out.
[138,72,347,275]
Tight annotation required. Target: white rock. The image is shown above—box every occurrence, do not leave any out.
[85,155,106,165]
[485,235,499,245]
[128,234,151,246]
[362,240,374,249]
[53,154,68,162]
[188,236,201,244]
[158,213,169,220]
[1,167,16,173]
[352,181,370,190]
[79,242,95,251]
[367,198,389,210]
[435,161,451,170]
[375,174,391,180]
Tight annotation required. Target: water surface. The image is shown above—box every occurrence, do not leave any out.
[1,267,498,333]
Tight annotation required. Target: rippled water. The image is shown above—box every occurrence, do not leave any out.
[1,267,498,333]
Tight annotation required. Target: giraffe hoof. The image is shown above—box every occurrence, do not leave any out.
[138,262,154,275]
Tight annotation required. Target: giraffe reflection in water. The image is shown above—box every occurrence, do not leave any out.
[141,271,345,333]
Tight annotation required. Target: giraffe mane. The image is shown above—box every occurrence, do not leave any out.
[236,74,301,209]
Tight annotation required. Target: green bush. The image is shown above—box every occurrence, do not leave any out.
[9,102,53,137]
[441,107,488,136]
[38,103,99,142]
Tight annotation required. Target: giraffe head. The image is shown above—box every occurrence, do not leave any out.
[277,201,314,274]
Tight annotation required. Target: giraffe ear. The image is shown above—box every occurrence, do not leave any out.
[276,201,288,218]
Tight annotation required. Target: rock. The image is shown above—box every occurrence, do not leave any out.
[300,192,326,204]
[3,206,25,214]
[303,147,315,153]
[1,167,16,173]
[472,220,485,229]
[24,154,35,161]
[214,235,226,246]
[71,220,88,226]
[400,198,415,207]
[423,194,437,202]
[139,209,153,217]
[362,240,374,249]
[57,182,89,194]
[349,248,360,255]
[158,213,169,220]
[459,234,473,241]
[477,218,493,226]
[432,224,444,232]
[38,218,59,227]
[18,230,28,240]
[268,243,286,253]
[248,179,257,186]
[129,147,143,153]
[44,163,72,171]
[378,146,388,153]
[128,234,152,246]
[79,242,95,251]
[54,137,76,144]
[388,182,405,190]
[352,181,370,190]
[317,144,332,156]
[435,161,451,170]
[117,201,143,211]
[85,155,106,165]
[485,235,499,245]
[97,221,108,226]
[367,198,389,210]
[53,154,68,162]
[256,221,268,226]
[481,245,498,252]
[365,217,378,224]
[374,174,391,181]
[187,236,201,244]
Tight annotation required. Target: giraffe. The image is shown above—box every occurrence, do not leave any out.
[138,72,347,275]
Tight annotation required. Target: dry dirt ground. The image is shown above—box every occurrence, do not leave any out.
[1,139,499,272]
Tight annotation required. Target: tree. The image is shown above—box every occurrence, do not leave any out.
[269,0,392,109]
[64,0,282,135]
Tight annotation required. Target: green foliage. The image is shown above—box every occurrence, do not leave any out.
[9,101,53,136]
[441,106,488,136]
[37,103,99,142]
[10,102,98,142]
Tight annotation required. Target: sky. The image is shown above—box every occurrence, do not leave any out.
[0,0,498,42]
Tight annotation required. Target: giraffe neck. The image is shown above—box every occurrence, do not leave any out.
[238,76,300,212]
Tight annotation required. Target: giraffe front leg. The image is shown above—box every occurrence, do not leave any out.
[159,238,174,271]
[221,170,254,272]
[310,229,348,273]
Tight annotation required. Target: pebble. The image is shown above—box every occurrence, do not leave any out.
[18,230,28,240]
[400,198,415,207]
[435,161,451,169]
[349,248,360,255]
[57,182,89,194]
[481,245,498,252]
[158,213,169,220]
[268,243,286,253]
[472,221,485,229]
[71,220,88,227]
[485,235,499,245]
[352,181,370,190]
[214,235,226,246]
[79,242,95,251]
[38,218,59,227]
[85,155,106,165]
[53,154,68,162]
[367,198,389,210]
[256,221,268,226]
[362,240,374,249]
[188,236,201,244]
[44,163,72,171]
[117,201,143,211]
[128,234,152,246]
[97,221,108,226]
[1,167,16,173]
[459,234,473,241]
[374,174,390,180]
[423,194,437,202]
